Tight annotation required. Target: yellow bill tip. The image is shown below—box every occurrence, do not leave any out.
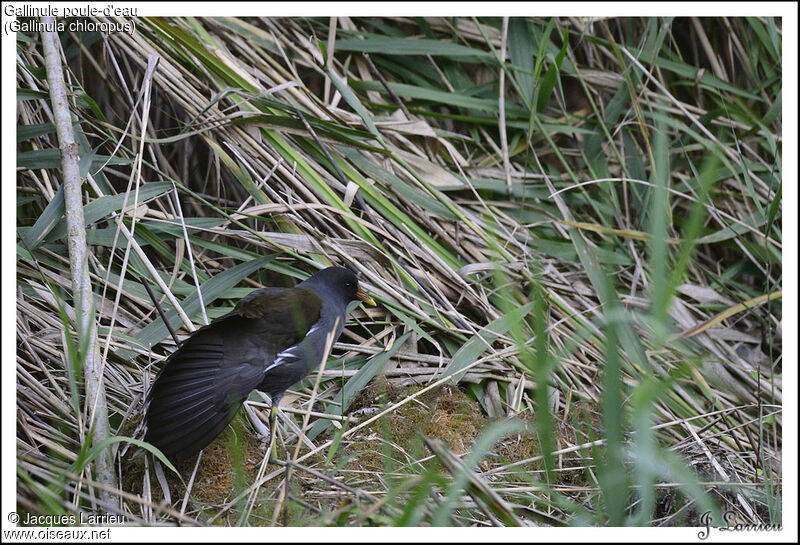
[357,285,376,306]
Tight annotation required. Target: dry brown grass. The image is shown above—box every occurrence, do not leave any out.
[16,15,782,527]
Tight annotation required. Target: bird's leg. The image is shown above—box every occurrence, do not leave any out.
[267,394,283,463]
[268,406,278,462]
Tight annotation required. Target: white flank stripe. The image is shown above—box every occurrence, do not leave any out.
[263,321,326,373]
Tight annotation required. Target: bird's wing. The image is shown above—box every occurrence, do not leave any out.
[144,287,322,460]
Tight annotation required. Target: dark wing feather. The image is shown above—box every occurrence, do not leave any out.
[144,287,321,461]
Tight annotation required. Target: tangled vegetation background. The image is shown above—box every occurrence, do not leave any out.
[16,16,782,527]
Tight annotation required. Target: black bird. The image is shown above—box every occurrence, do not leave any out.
[144,266,375,462]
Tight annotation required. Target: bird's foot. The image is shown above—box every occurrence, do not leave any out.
[268,454,285,466]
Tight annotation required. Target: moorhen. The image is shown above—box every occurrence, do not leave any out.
[144,266,375,462]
